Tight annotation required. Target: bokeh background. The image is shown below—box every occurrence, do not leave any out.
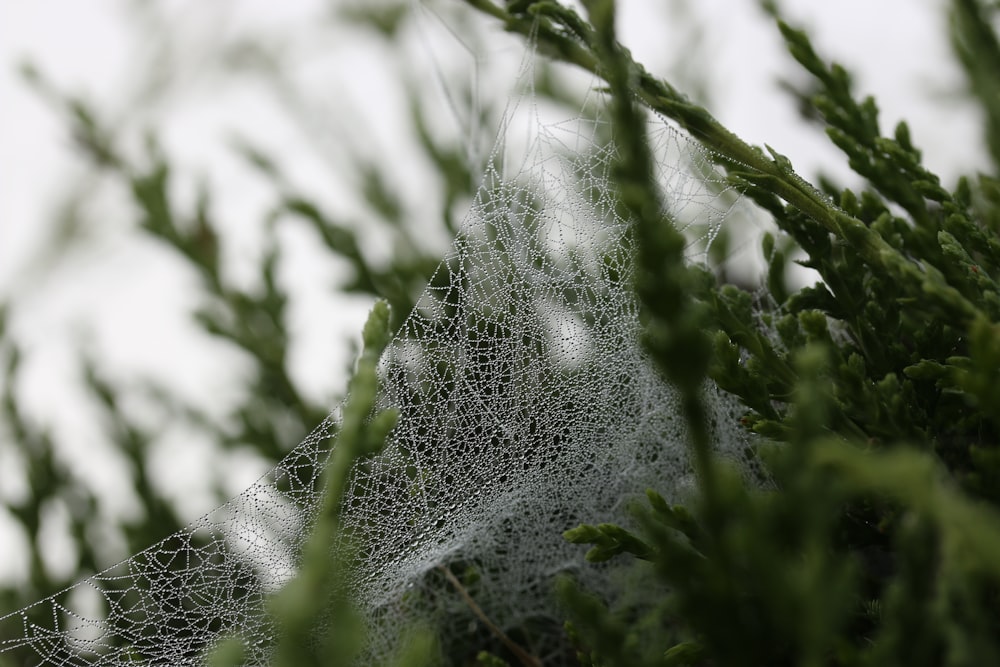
[0,0,985,618]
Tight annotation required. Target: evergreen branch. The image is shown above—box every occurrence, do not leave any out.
[951,0,1000,171]
[583,0,719,503]
[463,0,984,325]
[812,438,1000,577]
[212,302,399,667]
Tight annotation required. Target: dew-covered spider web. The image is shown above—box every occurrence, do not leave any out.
[0,10,767,667]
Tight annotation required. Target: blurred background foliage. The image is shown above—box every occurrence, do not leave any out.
[0,0,499,634]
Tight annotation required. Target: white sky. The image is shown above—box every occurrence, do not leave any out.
[0,0,986,583]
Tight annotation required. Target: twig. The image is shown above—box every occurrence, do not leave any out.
[436,564,543,667]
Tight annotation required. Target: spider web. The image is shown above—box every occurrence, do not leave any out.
[0,10,764,666]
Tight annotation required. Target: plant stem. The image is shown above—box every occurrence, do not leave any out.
[437,565,543,667]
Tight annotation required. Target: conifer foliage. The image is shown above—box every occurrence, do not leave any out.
[472,0,1000,664]
[4,1,1000,665]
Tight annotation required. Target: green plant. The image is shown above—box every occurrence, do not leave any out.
[7,1,1000,665]
[455,0,1000,664]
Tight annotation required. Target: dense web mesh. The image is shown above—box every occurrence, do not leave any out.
[0,19,762,667]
